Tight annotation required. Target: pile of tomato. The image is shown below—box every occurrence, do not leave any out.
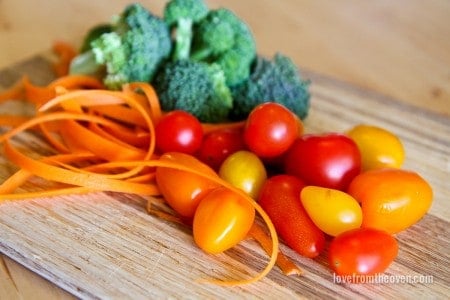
[153,102,433,280]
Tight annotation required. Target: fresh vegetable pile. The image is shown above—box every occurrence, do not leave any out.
[0,0,433,287]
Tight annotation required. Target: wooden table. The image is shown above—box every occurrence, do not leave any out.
[0,0,449,299]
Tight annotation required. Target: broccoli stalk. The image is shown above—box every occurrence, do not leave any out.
[153,60,233,123]
[163,0,208,60]
[69,3,171,90]
[230,53,311,120]
[190,8,256,87]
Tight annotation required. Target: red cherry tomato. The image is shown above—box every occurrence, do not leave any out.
[197,128,246,170]
[155,110,203,154]
[155,152,220,218]
[284,133,361,190]
[244,102,300,158]
[328,228,398,279]
[258,175,326,258]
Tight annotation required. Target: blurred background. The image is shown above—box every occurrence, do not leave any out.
[1,0,449,116]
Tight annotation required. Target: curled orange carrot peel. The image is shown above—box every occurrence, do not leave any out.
[0,58,296,284]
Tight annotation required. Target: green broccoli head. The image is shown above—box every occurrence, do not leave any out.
[153,60,233,123]
[70,3,172,90]
[190,8,256,86]
[230,53,311,120]
[90,32,128,89]
[79,24,112,53]
[164,0,208,25]
[164,0,209,60]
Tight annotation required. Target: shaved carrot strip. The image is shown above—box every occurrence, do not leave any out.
[48,74,103,90]
[52,159,149,181]
[0,115,30,128]
[0,169,31,195]
[0,77,282,286]
[52,41,77,77]
[0,187,93,202]
[38,89,134,111]
[89,104,148,128]
[0,111,118,143]
[0,77,25,103]
[97,123,150,148]
[62,119,146,161]
[3,141,160,196]
[127,82,162,123]
[249,223,302,276]
[0,152,95,194]
[125,172,156,183]
[202,120,246,134]
[23,75,103,105]
[23,77,55,105]
[48,122,77,153]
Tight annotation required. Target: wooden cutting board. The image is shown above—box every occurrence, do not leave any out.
[0,53,449,299]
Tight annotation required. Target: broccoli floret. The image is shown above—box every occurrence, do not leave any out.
[164,0,208,60]
[69,3,171,90]
[153,60,233,123]
[78,24,112,53]
[230,53,311,120]
[190,8,256,87]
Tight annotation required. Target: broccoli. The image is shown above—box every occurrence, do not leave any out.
[69,3,171,90]
[78,24,112,53]
[230,53,311,120]
[190,8,256,87]
[164,0,208,60]
[153,60,233,123]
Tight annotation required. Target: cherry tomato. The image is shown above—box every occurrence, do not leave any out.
[284,133,361,190]
[348,168,433,234]
[347,124,405,171]
[258,175,325,258]
[155,110,203,154]
[193,187,255,254]
[300,186,362,237]
[155,152,220,218]
[197,128,246,171]
[219,150,267,200]
[244,102,300,158]
[328,228,398,278]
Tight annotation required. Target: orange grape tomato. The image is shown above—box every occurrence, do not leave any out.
[218,150,267,200]
[347,124,405,171]
[348,168,433,234]
[155,152,220,218]
[193,187,255,254]
[300,186,362,237]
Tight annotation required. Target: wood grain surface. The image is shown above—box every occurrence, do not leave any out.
[0,0,449,299]
[0,53,449,299]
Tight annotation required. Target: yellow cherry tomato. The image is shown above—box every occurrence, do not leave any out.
[300,186,363,236]
[347,124,405,171]
[218,150,267,200]
[193,187,255,254]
